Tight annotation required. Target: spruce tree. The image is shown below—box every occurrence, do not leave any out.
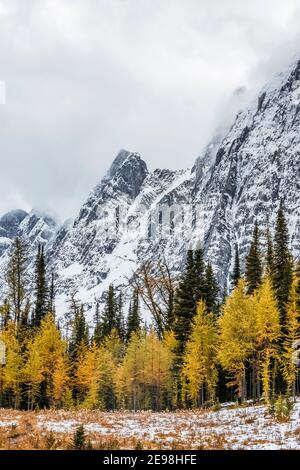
[266,223,274,276]
[101,285,118,338]
[273,201,293,323]
[245,221,262,294]
[48,272,56,316]
[71,425,87,450]
[115,293,126,341]
[173,250,197,354]
[126,289,141,341]
[232,243,241,288]
[204,263,219,314]
[93,301,102,345]
[6,237,28,325]
[69,303,89,359]
[32,244,48,327]
[193,246,206,302]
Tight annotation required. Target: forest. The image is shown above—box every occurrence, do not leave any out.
[0,201,299,412]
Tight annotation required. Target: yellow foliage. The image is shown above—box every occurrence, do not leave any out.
[182,301,219,406]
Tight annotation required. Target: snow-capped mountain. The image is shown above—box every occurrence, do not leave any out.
[0,59,299,315]
[0,209,57,291]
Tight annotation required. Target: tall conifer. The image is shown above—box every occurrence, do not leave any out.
[232,243,241,288]
[126,290,141,341]
[273,201,293,323]
[245,221,262,294]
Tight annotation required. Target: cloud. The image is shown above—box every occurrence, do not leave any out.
[0,0,300,220]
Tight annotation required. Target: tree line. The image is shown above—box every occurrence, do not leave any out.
[0,201,299,411]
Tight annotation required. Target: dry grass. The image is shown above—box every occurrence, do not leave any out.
[0,404,298,450]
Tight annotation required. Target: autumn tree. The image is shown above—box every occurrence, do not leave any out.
[182,301,219,407]
[0,323,24,408]
[282,280,300,397]
[23,313,69,409]
[254,276,280,403]
[218,280,257,402]
[131,258,176,336]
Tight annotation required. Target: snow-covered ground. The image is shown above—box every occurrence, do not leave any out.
[1,402,300,449]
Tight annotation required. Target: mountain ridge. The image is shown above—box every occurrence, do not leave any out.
[0,59,299,320]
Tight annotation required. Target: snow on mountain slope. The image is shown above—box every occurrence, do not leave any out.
[193,59,300,288]
[0,60,299,317]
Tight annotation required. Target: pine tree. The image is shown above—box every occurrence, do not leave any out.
[6,238,28,325]
[32,244,48,328]
[126,290,141,341]
[273,201,293,323]
[204,263,219,314]
[245,221,262,294]
[182,301,219,407]
[173,250,197,354]
[232,243,241,288]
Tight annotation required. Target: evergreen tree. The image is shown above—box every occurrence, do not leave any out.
[71,425,87,450]
[48,272,56,316]
[173,250,197,354]
[273,201,293,323]
[193,246,206,302]
[32,244,48,327]
[69,303,89,360]
[115,293,126,341]
[6,238,28,325]
[204,263,219,314]
[101,285,118,338]
[266,223,274,276]
[232,243,241,288]
[245,221,262,294]
[93,301,102,345]
[126,290,141,341]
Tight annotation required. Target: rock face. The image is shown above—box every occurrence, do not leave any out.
[0,60,299,315]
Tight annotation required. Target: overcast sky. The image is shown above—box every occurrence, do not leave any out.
[1,0,300,222]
